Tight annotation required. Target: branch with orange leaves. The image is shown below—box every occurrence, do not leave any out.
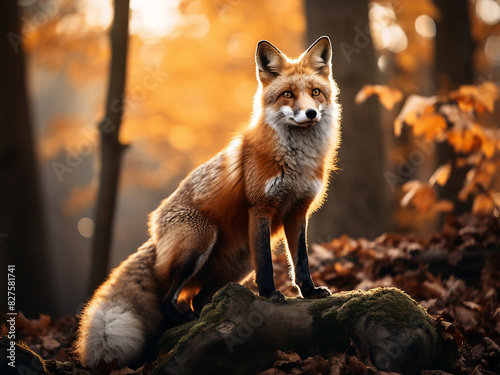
[357,81,500,217]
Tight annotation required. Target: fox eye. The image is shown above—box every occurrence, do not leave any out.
[282,91,293,99]
[312,88,321,96]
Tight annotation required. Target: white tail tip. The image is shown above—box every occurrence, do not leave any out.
[76,299,145,368]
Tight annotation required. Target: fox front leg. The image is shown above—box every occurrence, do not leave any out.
[249,209,285,302]
[284,215,331,299]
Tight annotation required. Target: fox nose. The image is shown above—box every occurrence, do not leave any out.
[305,109,317,119]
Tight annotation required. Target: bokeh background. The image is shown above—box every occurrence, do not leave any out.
[1,0,500,318]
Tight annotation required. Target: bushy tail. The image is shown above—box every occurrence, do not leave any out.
[76,298,145,367]
[75,241,163,368]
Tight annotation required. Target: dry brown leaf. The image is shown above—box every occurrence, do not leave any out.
[462,301,481,311]
[40,331,62,352]
[437,318,465,347]
[110,366,140,375]
[355,84,403,110]
[347,356,369,374]
[16,312,52,336]
[455,305,479,331]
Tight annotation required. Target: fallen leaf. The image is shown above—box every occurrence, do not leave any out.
[110,366,139,375]
[454,305,479,331]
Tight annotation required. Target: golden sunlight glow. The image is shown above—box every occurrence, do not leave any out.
[476,0,500,25]
[81,0,113,31]
[56,0,181,41]
[369,3,408,53]
[382,25,408,53]
[415,14,436,38]
[130,0,182,42]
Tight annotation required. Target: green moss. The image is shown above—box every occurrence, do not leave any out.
[338,288,432,328]
[175,283,254,350]
[154,320,197,354]
[309,288,439,357]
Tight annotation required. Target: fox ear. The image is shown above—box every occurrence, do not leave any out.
[256,40,286,83]
[302,36,332,78]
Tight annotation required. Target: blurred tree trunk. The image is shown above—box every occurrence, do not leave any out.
[0,1,54,316]
[306,0,389,241]
[88,0,130,295]
[433,0,474,215]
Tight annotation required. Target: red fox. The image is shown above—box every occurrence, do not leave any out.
[76,36,341,368]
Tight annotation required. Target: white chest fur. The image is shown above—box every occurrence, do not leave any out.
[264,171,323,201]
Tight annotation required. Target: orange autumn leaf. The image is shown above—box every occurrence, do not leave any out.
[401,180,437,214]
[477,81,499,113]
[447,128,482,155]
[412,113,447,140]
[481,133,496,159]
[472,193,495,215]
[450,83,499,114]
[355,84,403,110]
[401,180,453,214]
[433,200,454,213]
[459,167,477,201]
[450,85,479,113]
[394,95,439,136]
[459,162,496,201]
[470,124,497,158]
[429,164,451,186]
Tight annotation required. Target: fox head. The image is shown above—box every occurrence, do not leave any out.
[254,36,337,128]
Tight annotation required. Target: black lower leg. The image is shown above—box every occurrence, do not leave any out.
[254,217,285,302]
[295,225,330,299]
[254,217,275,297]
[295,225,314,292]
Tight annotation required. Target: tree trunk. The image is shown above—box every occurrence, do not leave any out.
[433,0,474,215]
[305,0,389,241]
[88,0,130,295]
[0,1,54,316]
[153,283,457,375]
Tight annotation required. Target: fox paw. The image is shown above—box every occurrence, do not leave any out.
[302,286,331,299]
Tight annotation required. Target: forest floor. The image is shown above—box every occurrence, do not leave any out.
[2,214,500,375]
